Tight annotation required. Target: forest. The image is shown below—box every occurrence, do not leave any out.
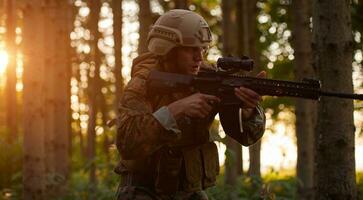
[0,0,363,199]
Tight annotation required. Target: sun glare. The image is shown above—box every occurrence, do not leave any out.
[0,50,8,75]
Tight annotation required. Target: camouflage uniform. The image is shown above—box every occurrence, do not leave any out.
[115,52,266,200]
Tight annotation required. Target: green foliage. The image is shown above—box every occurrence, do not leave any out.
[352,1,363,91]
[59,169,119,200]
[206,172,297,200]
[256,0,296,118]
[206,171,363,199]
[352,2,363,47]
[58,137,119,200]
[190,0,221,48]
[0,130,22,200]
[1,124,362,200]
[267,60,293,80]
[357,173,363,199]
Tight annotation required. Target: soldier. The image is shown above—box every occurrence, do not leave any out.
[115,9,266,200]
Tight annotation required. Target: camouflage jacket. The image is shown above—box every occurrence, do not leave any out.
[115,52,266,194]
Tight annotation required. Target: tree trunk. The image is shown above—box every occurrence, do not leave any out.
[222,0,242,188]
[138,0,153,54]
[70,3,86,159]
[88,0,102,196]
[23,1,46,199]
[67,0,75,165]
[290,0,315,199]
[5,0,17,144]
[43,2,56,195]
[112,0,124,109]
[312,0,357,199]
[4,0,17,189]
[78,118,86,158]
[248,141,261,177]
[52,1,71,196]
[27,1,72,198]
[222,0,238,56]
[101,92,110,168]
[174,0,188,9]
[236,0,262,179]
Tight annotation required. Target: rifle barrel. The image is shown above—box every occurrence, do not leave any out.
[320,91,363,100]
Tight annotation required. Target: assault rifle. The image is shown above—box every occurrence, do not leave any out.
[146,57,363,145]
[147,57,363,104]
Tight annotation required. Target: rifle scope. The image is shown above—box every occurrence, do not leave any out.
[217,57,254,71]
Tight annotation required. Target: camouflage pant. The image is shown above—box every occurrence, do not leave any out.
[116,186,209,200]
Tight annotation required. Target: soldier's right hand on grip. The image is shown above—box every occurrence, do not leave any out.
[167,93,220,120]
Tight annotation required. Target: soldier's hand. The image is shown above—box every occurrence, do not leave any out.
[167,93,220,120]
[234,71,266,118]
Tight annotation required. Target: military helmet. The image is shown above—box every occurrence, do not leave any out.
[147,9,212,55]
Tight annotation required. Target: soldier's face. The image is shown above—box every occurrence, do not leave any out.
[174,46,205,75]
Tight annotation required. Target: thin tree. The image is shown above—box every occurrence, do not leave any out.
[138,0,153,54]
[4,0,17,189]
[5,0,17,144]
[72,3,87,159]
[112,0,123,109]
[104,0,124,172]
[87,0,102,195]
[222,0,243,189]
[67,0,77,160]
[313,0,357,198]
[174,0,188,9]
[236,0,262,179]
[290,0,315,199]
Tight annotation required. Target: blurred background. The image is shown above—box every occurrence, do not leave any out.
[0,0,362,199]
